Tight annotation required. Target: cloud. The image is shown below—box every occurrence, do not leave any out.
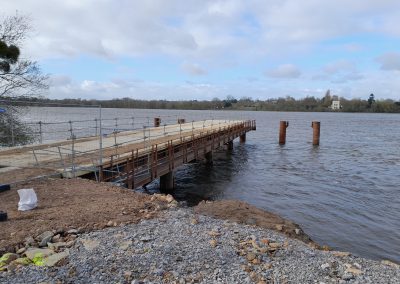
[376,52,400,71]
[265,64,301,79]
[181,62,207,76]
[323,60,355,74]
[50,75,72,87]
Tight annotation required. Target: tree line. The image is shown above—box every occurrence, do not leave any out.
[9,93,400,113]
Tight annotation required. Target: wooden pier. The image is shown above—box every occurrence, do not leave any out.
[0,119,256,190]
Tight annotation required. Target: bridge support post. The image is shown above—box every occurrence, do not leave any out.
[205,151,213,165]
[279,121,289,145]
[311,121,320,146]
[154,117,161,127]
[160,171,175,193]
[240,133,246,143]
[227,141,233,150]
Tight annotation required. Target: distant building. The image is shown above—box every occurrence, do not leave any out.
[331,96,341,110]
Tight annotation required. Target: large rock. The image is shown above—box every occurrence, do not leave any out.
[0,253,18,267]
[43,250,69,267]
[25,248,54,261]
[37,231,54,247]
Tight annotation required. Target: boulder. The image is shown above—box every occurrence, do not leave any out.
[43,250,69,267]
[37,231,54,247]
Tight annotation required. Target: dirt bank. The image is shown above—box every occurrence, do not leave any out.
[0,178,171,254]
[195,200,314,244]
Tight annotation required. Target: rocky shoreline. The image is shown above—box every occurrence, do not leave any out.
[1,178,399,283]
[1,205,399,283]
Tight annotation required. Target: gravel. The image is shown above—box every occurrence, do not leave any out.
[1,207,399,283]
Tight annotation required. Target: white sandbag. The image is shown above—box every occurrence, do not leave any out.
[17,188,38,211]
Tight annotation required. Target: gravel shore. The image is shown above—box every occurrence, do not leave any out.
[1,206,399,284]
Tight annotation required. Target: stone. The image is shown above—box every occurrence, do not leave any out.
[209,239,217,248]
[12,257,31,266]
[332,251,350,257]
[37,231,54,247]
[52,234,61,243]
[208,230,221,237]
[165,194,174,203]
[191,218,199,225]
[81,239,100,251]
[65,241,75,248]
[346,267,362,275]
[25,248,54,261]
[381,260,399,267]
[295,229,300,235]
[48,242,68,250]
[119,240,132,250]
[247,252,256,261]
[43,250,69,267]
[67,229,78,234]
[275,224,283,231]
[107,221,114,227]
[16,247,26,254]
[25,236,36,246]
[269,242,281,248]
[321,263,330,269]
[0,253,18,265]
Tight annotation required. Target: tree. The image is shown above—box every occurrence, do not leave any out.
[367,93,375,108]
[0,14,48,146]
[0,14,48,98]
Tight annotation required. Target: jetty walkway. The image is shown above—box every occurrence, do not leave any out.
[0,119,256,191]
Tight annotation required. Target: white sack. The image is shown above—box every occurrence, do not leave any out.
[17,188,38,211]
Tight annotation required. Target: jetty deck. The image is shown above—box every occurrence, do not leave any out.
[0,119,256,189]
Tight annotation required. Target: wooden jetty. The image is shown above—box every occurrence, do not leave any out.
[0,119,256,191]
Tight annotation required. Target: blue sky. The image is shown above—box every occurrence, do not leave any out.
[3,0,400,100]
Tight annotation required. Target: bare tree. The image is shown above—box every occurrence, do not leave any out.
[0,14,48,98]
[0,14,48,146]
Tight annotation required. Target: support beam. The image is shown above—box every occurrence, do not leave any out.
[205,151,213,165]
[160,171,175,193]
[240,133,246,143]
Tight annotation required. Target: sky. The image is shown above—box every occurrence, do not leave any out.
[2,0,400,101]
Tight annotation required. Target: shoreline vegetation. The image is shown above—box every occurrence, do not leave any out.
[2,92,400,113]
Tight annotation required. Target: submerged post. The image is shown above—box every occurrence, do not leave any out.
[154,117,161,127]
[178,118,185,124]
[279,121,289,145]
[311,121,320,146]
[240,133,246,143]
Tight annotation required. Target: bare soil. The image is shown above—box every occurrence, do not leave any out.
[194,200,314,244]
[0,178,167,253]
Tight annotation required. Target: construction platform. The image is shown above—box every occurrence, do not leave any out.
[0,119,256,190]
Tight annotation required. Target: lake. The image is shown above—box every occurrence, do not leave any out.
[20,107,400,262]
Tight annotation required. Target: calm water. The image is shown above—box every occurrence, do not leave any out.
[23,108,400,262]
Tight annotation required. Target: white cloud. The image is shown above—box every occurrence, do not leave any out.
[265,64,301,79]
[376,52,400,71]
[181,62,207,76]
